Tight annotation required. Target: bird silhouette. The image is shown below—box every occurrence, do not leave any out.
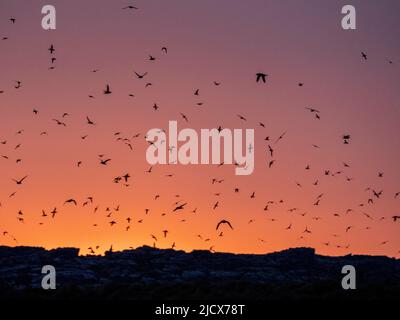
[216,220,233,231]
[173,203,187,212]
[103,84,112,95]
[361,51,367,60]
[256,73,268,83]
[275,131,287,144]
[135,71,148,79]
[100,158,112,165]
[64,199,77,206]
[122,5,138,10]
[12,176,28,185]
[86,116,95,125]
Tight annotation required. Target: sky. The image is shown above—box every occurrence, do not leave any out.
[0,0,399,257]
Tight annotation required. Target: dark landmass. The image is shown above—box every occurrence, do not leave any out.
[0,246,399,300]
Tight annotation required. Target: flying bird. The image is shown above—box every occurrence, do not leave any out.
[361,51,367,60]
[12,176,28,185]
[122,5,138,10]
[64,199,77,206]
[100,158,112,165]
[256,72,268,83]
[135,71,148,79]
[86,116,95,125]
[274,131,287,144]
[216,220,233,231]
[103,84,112,95]
[173,203,187,212]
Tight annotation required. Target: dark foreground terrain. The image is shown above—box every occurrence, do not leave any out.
[0,246,399,300]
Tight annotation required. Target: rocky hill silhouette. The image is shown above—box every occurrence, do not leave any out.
[0,246,399,300]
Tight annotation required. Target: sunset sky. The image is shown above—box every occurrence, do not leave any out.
[0,0,399,257]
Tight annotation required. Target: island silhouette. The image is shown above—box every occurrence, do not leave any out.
[1,245,399,300]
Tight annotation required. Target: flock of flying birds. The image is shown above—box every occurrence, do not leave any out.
[0,11,399,256]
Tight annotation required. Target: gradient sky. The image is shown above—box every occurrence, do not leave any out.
[0,0,399,257]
